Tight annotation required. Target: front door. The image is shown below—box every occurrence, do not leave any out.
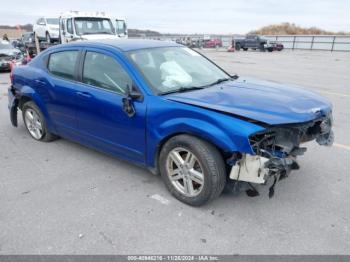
[60,18,75,43]
[75,49,146,164]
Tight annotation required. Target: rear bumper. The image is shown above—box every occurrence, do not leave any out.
[8,87,18,127]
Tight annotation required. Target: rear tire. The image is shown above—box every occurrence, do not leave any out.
[22,101,58,142]
[159,135,226,206]
[235,43,241,51]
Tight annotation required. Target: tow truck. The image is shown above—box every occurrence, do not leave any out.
[20,11,127,59]
[59,11,127,43]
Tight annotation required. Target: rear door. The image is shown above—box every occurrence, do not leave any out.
[44,49,81,138]
[74,48,147,163]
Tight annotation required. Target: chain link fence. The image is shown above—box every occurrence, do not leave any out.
[132,34,350,51]
[263,35,350,51]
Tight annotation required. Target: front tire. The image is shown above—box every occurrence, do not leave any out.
[159,135,226,206]
[22,101,58,142]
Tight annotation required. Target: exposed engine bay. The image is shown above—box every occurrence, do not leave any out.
[228,113,334,197]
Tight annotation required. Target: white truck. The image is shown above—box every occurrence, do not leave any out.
[59,11,127,43]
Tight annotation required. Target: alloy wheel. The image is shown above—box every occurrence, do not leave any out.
[166,147,205,197]
[24,108,43,140]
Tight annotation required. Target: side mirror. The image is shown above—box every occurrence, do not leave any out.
[129,91,142,100]
[122,84,143,117]
[126,84,143,101]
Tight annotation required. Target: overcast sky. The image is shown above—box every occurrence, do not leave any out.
[1,0,349,34]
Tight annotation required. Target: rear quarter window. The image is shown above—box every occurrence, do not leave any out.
[48,51,79,80]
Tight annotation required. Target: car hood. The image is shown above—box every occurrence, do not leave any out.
[0,49,20,56]
[165,77,332,125]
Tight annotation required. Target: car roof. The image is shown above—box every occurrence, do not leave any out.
[60,39,182,52]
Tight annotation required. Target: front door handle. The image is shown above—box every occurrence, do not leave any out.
[76,91,92,98]
[122,97,136,117]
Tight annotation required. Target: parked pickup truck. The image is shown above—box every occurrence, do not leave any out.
[234,34,273,52]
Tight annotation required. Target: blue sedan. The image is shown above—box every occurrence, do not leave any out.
[8,39,334,206]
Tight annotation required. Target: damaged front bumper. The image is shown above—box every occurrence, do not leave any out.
[229,153,300,198]
[229,113,334,197]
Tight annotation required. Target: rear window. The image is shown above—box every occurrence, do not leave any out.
[48,51,79,80]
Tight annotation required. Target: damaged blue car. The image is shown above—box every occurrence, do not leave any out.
[8,40,334,206]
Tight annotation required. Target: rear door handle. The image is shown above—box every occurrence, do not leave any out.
[35,79,45,85]
[76,91,92,98]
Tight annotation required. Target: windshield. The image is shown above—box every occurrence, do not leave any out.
[0,42,13,49]
[46,18,59,25]
[128,47,230,95]
[74,17,114,35]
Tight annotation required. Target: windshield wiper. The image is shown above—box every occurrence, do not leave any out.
[207,78,231,87]
[205,75,239,88]
[160,86,204,95]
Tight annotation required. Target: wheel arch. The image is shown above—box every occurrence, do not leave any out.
[150,130,236,176]
[17,87,55,132]
[18,95,33,110]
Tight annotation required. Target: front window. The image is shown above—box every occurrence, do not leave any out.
[128,47,230,95]
[67,19,73,34]
[74,17,114,36]
[37,18,45,25]
[116,20,127,35]
[46,18,59,25]
[82,51,132,95]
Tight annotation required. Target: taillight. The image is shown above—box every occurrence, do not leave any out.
[10,61,14,84]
